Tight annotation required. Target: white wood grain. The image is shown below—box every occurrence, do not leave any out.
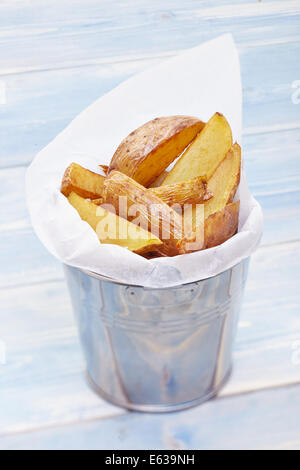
[0,1,299,74]
[1,40,299,169]
[0,228,63,288]
[1,382,300,450]
[191,1,300,19]
[0,281,121,435]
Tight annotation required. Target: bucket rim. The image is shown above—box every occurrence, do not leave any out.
[64,257,249,289]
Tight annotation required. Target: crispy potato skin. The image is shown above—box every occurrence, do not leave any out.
[179,201,240,253]
[92,197,104,205]
[108,116,204,187]
[62,113,241,258]
[67,192,162,255]
[149,170,169,188]
[61,163,105,199]
[103,171,185,256]
[162,112,232,185]
[149,177,212,206]
[205,201,240,249]
[178,143,240,233]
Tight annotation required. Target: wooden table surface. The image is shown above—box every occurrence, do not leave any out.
[0,0,300,450]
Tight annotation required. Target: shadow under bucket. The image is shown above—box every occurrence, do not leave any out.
[64,258,249,413]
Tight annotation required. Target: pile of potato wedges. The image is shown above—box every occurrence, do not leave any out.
[61,112,241,258]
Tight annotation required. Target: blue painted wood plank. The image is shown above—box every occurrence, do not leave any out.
[243,127,300,196]
[0,0,299,73]
[0,281,121,435]
[0,241,299,434]
[222,240,300,395]
[0,228,63,288]
[1,40,300,168]
[1,382,300,449]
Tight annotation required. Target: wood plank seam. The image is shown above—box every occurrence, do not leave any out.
[1,379,299,442]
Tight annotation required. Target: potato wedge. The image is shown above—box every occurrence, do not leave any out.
[61,163,210,209]
[162,113,232,185]
[205,143,241,218]
[61,163,105,199]
[67,192,163,255]
[149,176,212,206]
[103,171,185,256]
[177,204,205,253]
[181,143,241,227]
[205,201,240,249]
[108,116,204,186]
[92,197,104,205]
[149,170,169,188]
[180,201,240,253]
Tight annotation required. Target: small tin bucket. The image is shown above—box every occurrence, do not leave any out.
[64,258,249,412]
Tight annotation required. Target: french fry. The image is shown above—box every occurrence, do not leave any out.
[75,173,212,205]
[61,163,105,199]
[68,192,163,255]
[103,171,186,256]
[148,170,169,188]
[61,163,211,209]
[149,176,212,207]
[109,116,204,186]
[162,113,232,185]
[204,201,240,249]
[205,143,241,218]
[179,201,240,253]
[61,112,241,259]
[182,142,241,225]
[92,198,104,205]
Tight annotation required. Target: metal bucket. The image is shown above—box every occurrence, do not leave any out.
[64,258,249,412]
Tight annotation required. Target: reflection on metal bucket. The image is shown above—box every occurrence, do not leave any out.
[64,258,249,412]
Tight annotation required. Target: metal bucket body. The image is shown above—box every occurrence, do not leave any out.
[64,258,249,412]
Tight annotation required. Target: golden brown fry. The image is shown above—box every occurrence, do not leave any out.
[179,143,241,230]
[162,113,232,185]
[61,163,105,199]
[91,197,104,205]
[62,112,240,258]
[148,170,169,188]
[68,192,163,255]
[108,116,204,186]
[149,176,212,206]
[205,143,241,218]
[103,171,186,256]
[179,201,240,253]
[204,201,240,249]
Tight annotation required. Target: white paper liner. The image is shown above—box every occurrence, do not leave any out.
[26,34,263,288]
